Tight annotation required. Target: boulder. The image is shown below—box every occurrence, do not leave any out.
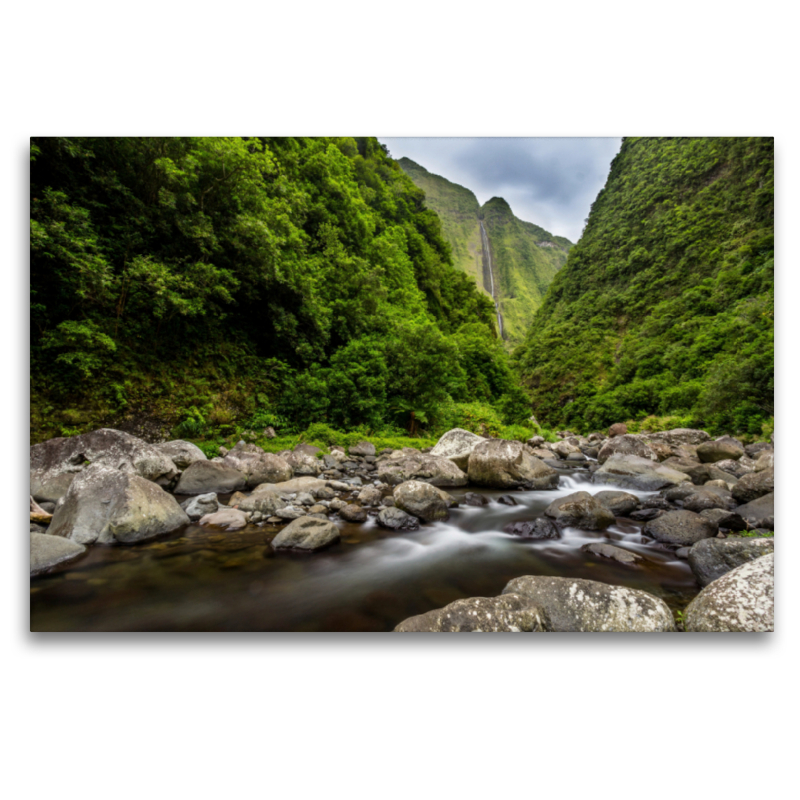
[393,481,453,522]
[174,460,246,495]
[283,451,322,477]
[271,517,341,551]
[735,493,774,530]
[661,457,737,486]
[30,428,179,502]
[731,468,774,504]
[222,443,292,487]
[467,439,559,490]
[713,457,755,478]
[582,543,644,566]
[681,487,736,513]
[272,477,328,495]
[357,485,383,507]
[503,518,560,539]
[376,452,467,487]
[594,490,640,517]
[688,537,775,586]
[754,450,774,472]
[642,510,718,546]
[430,428,484,470]
[497,495,518,506]
[233,484,287,515]
[593,454,691,491]
[597,435,657,465]
[180,492,219,521]
[394,595,547,632]
[377,507,420,531]
[48,464,189,545]
[294,443,322,458]
[684,553,774,632]
[552,440,582,460]
[199,507,248,531]
[608,423,628,437]
[745,441,772,459]
[155,440,207,470]
[699,508,748,531]
[544,491,615,530]
[645,428,711,447]
[502,575,675,632]
[339,504,367,523]
[30,533,86,576]
[697,440,744,463]
[349,441,376,457]
[464,492,489,507]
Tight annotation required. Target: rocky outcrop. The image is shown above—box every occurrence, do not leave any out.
[222,442,293,487]
[430,428,484,470]
[156,440,207,470]
[642,509,718,546]
[467,439,559,490]
[597,435,657,465]
[593,454,691,491]
[393,481,453,522]
[544,491,615,530]
[688,537,775,586]
[174,460,246,495]
[501,575,675,632]
[394,595,547,632]
[684,553,774,632]
[376,452,467,487]
[48,464,189,545]
[30,428,179,502]
[271,517,341,551]
[30,533,86,576]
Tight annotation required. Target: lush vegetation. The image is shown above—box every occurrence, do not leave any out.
[399,159,571,347]
[30,137,534,444]
[514,137,774,437]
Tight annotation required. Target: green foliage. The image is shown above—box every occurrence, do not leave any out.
[515,137,773,437]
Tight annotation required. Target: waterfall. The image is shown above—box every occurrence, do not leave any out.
[480,220,504,338]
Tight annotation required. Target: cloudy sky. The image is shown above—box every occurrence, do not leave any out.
[379,137,622,243]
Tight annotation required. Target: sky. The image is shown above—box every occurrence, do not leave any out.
[379,137,622,243]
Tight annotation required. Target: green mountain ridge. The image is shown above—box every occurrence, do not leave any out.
[514,136,774,436]
[397,157,571,347]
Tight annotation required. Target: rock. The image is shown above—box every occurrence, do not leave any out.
[222,443,293,487]
[497,495,518,506]
[754,450,774,472]
[684,553,774,632]
[174,460,246,495]
[642,510,718,546]
[467,439,559,490]
[745,441,772,459]
[642,440,673,462]
[263,427,276,439]
[661,458,738,486]
[544,491,615,530]
[199,507,248,530]
[275,506,305,521]
[283,451,322,477]
[357,485,383,507]
[30,428,179,502]
[349,441,376,457]
[594,490,640,516]
[48,464,189,545]
[294,491,315,506]
[376,451,467,487]
[735,493,774,529]
[731,468,774,504]
[593,454,691,491]
[308,504,328,515]
[393,481,452,522]
[688,537,775,586]
[503,518,560,539]
[294,443,322,458]
[645,428,711,447]
[502,575,675,632]
[464,492,489,506]
[156,440,207,470]
[527,435,545,447]
[233,484,287,515]
[681,487,736,513]
[30,533,86,576]
[697,440,744,463]
[394,595,547,633]
[430,428,484,470]
[30,523,47,533]
[553,440,582,460]
[377,507,420,531]
[582,543,644,566]
[340,504,367,523]
[272,477,328,495]
[271,517,341,551]
[608,423,628,437]
[597,435,657,465]
[630,508,664,522]
[713,457,755,478]
[699,508,748,531]
[180,492,219,520]
[663,484,699,502]
[30,496,53,525]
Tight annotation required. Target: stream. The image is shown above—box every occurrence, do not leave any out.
[480,220,504,339]
[30,470,700,631]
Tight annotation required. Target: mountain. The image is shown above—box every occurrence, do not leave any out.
[514,136,774,436]
[397,157,571,346]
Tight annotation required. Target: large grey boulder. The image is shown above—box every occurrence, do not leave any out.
[30,428,179,502]
[754,450,774,472]
[48,464,189,545]
[688,537,775,586]
[180,493,219,520]
[174,460,246,495]
[339,504,367,523]
[393,480,452,522]
[684,553,774,632]
[222,442,293,487]
[682,487,736,513]
[199,507,248,530]
[697,440,744,463]
[377,506,420,531]
[156,440,207,470]
[699,508,748,531]
[642,510,718,546]
[284,450,322,476]
[349,441,376,457]
[30,533,86,576]
[231,484,287,515]
[376,452,467,487]
[502,575,675,632]
[544,491,615,530]
[430,428,484,470]
[467,439,559,490]
[597,435,657,465]
[394,595,547,633]
[593,454,691,491]
[271,517,340,551]
[731,468,774,504]
[594,490,640,517]
[735,493,774,529]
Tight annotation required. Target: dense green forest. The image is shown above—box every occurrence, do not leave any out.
[514,136,774,436]
[398,158,571,346]
[30,137,533,444]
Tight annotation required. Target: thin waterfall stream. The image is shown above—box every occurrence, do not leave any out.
[480,220,504,339]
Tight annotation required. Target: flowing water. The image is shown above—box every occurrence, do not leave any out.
[30,470,700,631]
[480,220,504,339]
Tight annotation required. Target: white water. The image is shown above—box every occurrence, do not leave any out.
[480,220,504,338]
